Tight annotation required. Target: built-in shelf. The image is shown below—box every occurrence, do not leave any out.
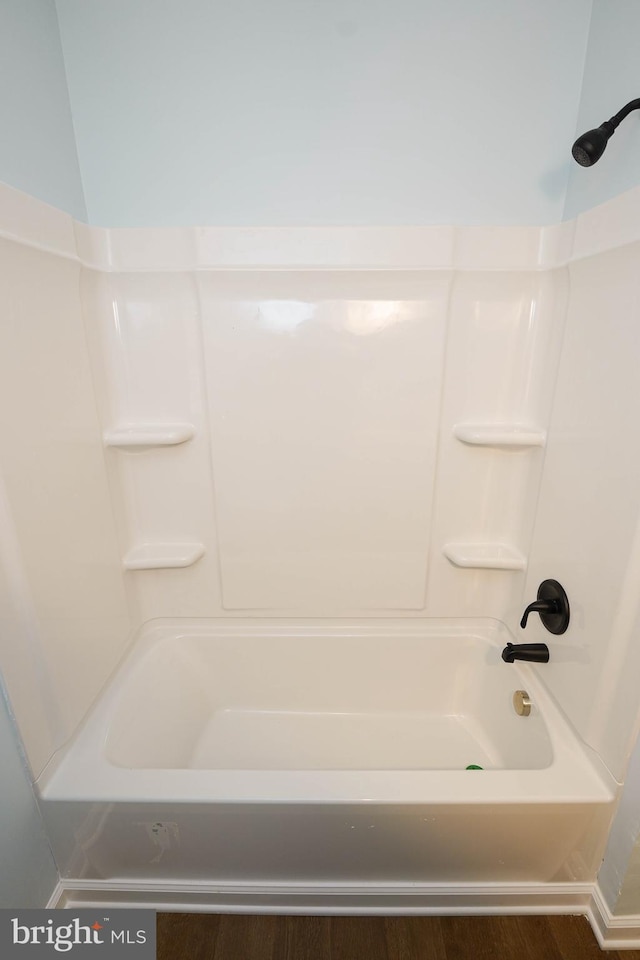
[443,543,527,571]
[123,542,205,571]
[104,423,196,448]
[453,423,546,448]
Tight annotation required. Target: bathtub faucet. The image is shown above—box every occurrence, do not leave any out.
[501,642,550,663]
[520,598,561,630]
[520,579,570,635]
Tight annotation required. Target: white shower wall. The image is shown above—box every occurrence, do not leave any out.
[2,180,640,809]
[0,234,131,778]
[81,266,564,627]
[82,266,555,623]
[0,186,572,780]
[526,241,640,780]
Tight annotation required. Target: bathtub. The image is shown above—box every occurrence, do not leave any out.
[38,619,617,891]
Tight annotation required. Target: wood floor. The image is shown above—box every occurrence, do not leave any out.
[157,913,640,959]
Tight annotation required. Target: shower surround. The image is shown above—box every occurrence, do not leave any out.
[2,180,640,939]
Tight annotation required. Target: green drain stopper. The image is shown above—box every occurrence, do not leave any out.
[465,764,484,770]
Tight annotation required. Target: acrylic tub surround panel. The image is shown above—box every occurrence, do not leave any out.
[525,241,640,782]
[428,269,567,621]
[80,269,219,622]
[0,238,131,778]
[80,266,566,622]
[199,271,449,610]
[0,196,572,784]
[39,619,616,886]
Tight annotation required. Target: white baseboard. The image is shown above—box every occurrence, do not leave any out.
[46,880,65,909]
[47,880,640,950]
[54,878,593,915]
[588,883,640,950]
[50,878,640,949]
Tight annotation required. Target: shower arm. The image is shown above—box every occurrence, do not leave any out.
[607,98,640,131]
[609,97,640,126]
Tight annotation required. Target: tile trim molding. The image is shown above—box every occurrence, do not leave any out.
[2,180,640,273]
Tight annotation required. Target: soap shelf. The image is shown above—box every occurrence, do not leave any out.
[123,542,205,571]
[104,423,196,448]
[443,543,527,571]
[453,423,546,448]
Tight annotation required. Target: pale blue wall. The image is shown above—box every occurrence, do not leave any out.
[9,1,640,227]
[0,683,58,907]
[55,0,592,228]
[0,0,85,220]
[564,0,640,219]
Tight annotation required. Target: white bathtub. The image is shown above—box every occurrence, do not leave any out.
[38,619,617,889]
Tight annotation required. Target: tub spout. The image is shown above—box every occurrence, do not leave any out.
[501,642,550,663]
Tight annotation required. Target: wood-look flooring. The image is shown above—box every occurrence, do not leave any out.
[157,913,640,959]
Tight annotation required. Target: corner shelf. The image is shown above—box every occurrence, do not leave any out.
[123,542,205,571]
[104,423,196,449]
[443,543,527,571]
[453,423,546,448]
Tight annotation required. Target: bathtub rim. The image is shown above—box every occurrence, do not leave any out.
[36,617,618,805]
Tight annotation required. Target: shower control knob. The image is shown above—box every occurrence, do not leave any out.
[520,579,570,635]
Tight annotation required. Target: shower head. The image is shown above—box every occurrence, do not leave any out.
[572,123,615,167]
[572,98,640,166]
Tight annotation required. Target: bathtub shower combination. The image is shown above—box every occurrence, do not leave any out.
[4,182,640,918]
[40,619,615,893]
